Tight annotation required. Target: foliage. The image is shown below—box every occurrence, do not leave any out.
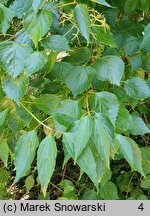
[0,0,150,200]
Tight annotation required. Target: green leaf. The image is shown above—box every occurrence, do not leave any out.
[10,0,32,19]
[92,25,117,48]
[124,36,141,55]
[25,51,47,75]
[32,0,44,13]
[99,182,119,200]
[130,53,142,71]
[142,53,150,73]
[35,94,62,115]
[14,131,39,184]
[0,42,32,78]
[116,108,150,135]
[65,66,94,96]
[77,147,98,189]
[73,115,93,160]
[59,179,77,200]
[42,35,70,52]
[53,114,74,132]
[90,0,111,7]
[141,23,150,52]
[74,4,90,43]
[82,190,99,200]
[47,52,57,72]
[37,135,57,196]
[116,107,133,132]
[116,134,144,176]
[2,74,29,102]
[65,47,91,66]
[0,109,8,126]
[63,133,75,159]
[90,91,119,125]
[141,177,150,189]
[124,77,150,100]
[55,99,82,120]
[8,112,26,134]
[124,0,138,16]
[140,0,150,13]
[15,29,33,46]
[23,9,53,47]
[93,56,124,85]
[0,168,9,184]
[63,115,93,161]
[0,4,14,34]
[141,148,150,175]
[53,62,94,96]
[0,140,9,167]
[25,175,35,191]
[129,114,150,135]
[93,113,114,167]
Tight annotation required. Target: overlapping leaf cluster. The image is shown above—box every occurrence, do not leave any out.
[0,0,150,199]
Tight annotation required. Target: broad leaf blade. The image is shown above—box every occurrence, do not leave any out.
[77,147,98,189]
[73,115,93,161]
[93,113,114,167]
[124,77,150,100]
[124,0,138,16]
[35,94,62,115]
[0,42,32,78]
[92,25,117,48]
[63,115,93,161]
[141,23,150,52]
[14,131,39,184]
[55,99,82,120]
[0,4,14,34]
[74,4,90,43]
[37,135,57,196]
[65,47,91,66]
[0,140,9,167]
[93,56,124,85]
[90,0,112,7]
[90,91,119,125]
[99,182,119,200]
[25,51,48,75]
[10,0,32,19]
[116,107,133,132]
[63,132,75,159]
[129,115,150,135]
[24,9,52,47]
[2,74,29,102]
[42,35,70,52]
[32,0,44,13]
[116,134,144,176]
[0,109,8,126]
[53,62,94,96]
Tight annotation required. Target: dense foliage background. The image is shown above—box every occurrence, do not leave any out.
[0,0,150,200]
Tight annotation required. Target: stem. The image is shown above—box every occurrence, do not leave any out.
[49,182,63,193]
[49,1,77,10]
[64,23,76,36]
[0,33,15,37]
[19,102,63,134]
[40,0,48,9]
[125,172,135,199]
[86,95,90,116]
[34,116,53,131]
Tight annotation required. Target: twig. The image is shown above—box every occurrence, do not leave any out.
[19,102,63,134]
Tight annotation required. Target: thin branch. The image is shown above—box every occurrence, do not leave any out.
[19,102,64,134]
